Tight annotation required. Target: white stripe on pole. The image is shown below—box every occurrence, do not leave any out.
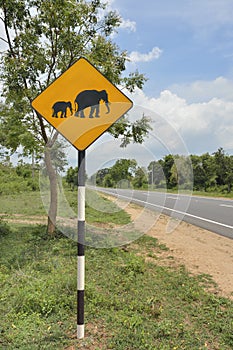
[78,186,85,221]
[77,256,85,291]
[77,324,84,339]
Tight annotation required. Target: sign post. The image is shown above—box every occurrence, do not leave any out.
[31,57,133,339]
[77,150,85,338]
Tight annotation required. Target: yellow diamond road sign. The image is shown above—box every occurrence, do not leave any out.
[31,57,133,150]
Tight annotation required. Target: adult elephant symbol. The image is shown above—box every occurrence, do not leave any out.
[74,89,110,118]
[52,101,73,118]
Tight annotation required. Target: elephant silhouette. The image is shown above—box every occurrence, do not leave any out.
[74,89,110,118]
[52,101,73,118]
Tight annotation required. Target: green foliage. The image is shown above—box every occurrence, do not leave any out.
[65,166,78,190]
[109,114,152,147]
[158,154,175,189]
[0,0,152,235]
[92,167,109,186]
[122,70,148,92]
[89,147,233,193]
[109,159,137,185]
[65,165,87,190]
[0,162,39,195]
[149,148,233,193]
[132,166,148,189]
[0,0,150,158]
[92,158,139,188]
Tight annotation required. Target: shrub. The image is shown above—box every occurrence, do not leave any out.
[0,219,11,236]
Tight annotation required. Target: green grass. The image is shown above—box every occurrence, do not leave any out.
[0,189,131,226]
[0,192,46,216]
[191,190,233,199]
[0,223,232,349]
[66,188,131,225]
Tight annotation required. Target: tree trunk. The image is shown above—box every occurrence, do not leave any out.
[32,151,35,179]
[44,146,57,236]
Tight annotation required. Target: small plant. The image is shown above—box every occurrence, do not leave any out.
[0,219,11,236]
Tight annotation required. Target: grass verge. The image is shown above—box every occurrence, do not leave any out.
[0,189,131,227]
[0,223,232,349]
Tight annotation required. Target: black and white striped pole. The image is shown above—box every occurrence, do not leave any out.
[77,150,85,339]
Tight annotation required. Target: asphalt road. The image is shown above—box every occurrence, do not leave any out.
[92,187,233,240]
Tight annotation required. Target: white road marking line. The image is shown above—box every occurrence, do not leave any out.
[100,189,233,230]
[220,204,233,208]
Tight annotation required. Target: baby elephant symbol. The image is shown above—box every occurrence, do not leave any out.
[52,101,73,118]
[74,89,110,118]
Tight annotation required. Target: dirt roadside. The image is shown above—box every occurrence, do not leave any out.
[104,195,233,300]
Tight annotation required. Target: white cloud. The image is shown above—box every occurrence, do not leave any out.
[120,18,136,32]
[129,85,233,154]
[84,78,233,174]
[128,47,162,63]
[169,77,233,103]
[147,0,233,38]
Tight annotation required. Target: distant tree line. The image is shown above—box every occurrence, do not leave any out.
[90,159,148,189]
[2,147,232,195]
[82,148,233,193]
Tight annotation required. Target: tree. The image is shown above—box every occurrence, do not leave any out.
[201,152,217,191]
[0,0,151,235]
[213,148,233,193]
[159,155,175,189]
[132,166,148,189]
[95,168,109,186]
[225,156,233,193]
[66,166,78,190]
[102,173,114,187]
[169,155,193,190]
[109,159,137,187]
[148,161,164,187]
[214,148,228,186]
[190,155,206,190]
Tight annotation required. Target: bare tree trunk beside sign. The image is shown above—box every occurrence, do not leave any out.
[44,146,58,236]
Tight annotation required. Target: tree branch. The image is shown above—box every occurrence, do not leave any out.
[35,111,48,144]
[2,4,15,56]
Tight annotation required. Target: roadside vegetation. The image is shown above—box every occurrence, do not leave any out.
[1,1,232,345]
[0,161,39,196]
[2,148,233,201]
[67,147,233,197]
[0,0,151,236]
[0,168,233,348]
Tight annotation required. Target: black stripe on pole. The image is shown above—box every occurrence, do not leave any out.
[78,150,85,186]
[77,150,85,339]
[77,290,85,325]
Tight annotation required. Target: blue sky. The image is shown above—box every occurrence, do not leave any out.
[113,0,233,96]
[84,0,233,174]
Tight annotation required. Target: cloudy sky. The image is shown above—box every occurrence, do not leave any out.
[2,0,233,175]
[84,0,233,174]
